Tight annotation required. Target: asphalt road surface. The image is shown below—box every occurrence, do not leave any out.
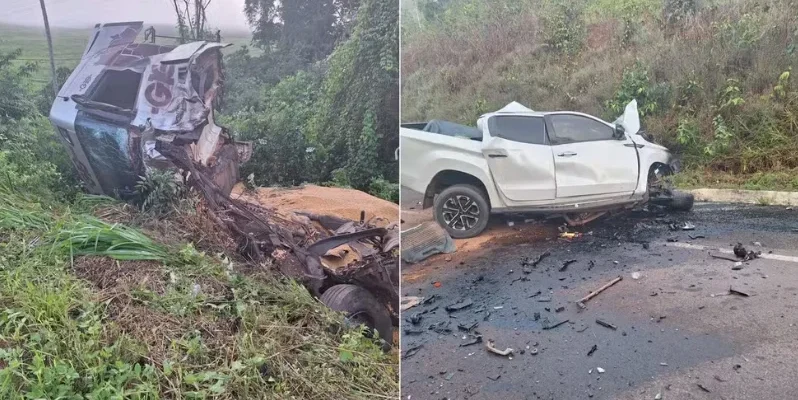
[400,187,798,400]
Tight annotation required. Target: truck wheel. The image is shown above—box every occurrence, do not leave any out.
[434,184,489,239]
[669,190,694,211]
[320,284,393,345]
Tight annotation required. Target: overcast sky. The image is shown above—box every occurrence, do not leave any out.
[3,0,251,31]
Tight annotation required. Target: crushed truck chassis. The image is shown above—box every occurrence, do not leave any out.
[159,143,399,345]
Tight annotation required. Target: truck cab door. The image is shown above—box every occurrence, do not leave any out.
[545,113,639,198]
[482,115,556,202]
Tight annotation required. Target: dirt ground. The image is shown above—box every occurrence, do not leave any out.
[400,187,798,400]
[232,183,399,225]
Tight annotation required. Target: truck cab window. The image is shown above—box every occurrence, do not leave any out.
[488,115,546,145]
[89,69,142,110]
[549,114,614,144]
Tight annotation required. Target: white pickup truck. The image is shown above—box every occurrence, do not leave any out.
[400,100,692,238]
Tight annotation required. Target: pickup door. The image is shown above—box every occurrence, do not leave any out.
[482,115,556,201]
[545,113,639,198]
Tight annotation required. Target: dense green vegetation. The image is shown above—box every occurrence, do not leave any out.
[0,2,399,397]
[402,0,798,190]
[223,0,399,201]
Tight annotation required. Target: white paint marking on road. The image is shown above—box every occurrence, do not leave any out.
[658,242,798,263]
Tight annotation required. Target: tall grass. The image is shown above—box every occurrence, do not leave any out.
[402,0,798,189]
[53,217,170,261]
[0,187,398,398]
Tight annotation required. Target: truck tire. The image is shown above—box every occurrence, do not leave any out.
[669,190,694,212]
[320,284,393,345]
[434,184,490,239]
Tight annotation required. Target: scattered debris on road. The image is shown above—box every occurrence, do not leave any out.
[559,231,583,240]
[596,319,618,330]
[577,276,623,308]
[403,344,423,359]
[486,339,514,356]
[587,344,598,356]
[734,243,761,261]
[732,262,743,270]
[697,383,711,393]
[401,296,423,311]
[631,271,642,280]
[460,335,483,347]
[596,367,605,373]
[560,259,578,271]
[445,299,474,312]
[522,251,551,267]
[729,286,750,297]
[542,318,569,330]
[688,234,706,239]
[711,252,740,262]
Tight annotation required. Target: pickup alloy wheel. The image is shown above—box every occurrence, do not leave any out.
[442,195,480,231]
[435,184,490,238]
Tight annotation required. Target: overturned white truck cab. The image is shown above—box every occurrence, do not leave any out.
[49,21,250,198]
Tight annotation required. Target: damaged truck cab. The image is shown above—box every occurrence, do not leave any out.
[49,21,250,199]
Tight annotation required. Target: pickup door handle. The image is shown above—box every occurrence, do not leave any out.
[557,151,577,157]
[624,143,645,148]
[484,149,508,158]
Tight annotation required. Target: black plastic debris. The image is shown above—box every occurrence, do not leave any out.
[559,259,577,272]
[533,312,541,321]
[522,251,550,267]
[429,321,452,334]
[587,344,598,356]
[458,321,479,332]
[733,243,761,261]
[542,318,569,330]
[555,306,565,313]
[733,243,747,258]
[422,294,439,305]
[697,383,711,393]
[404,328,424,335]
[445,299,473,312]
[688,234,705,240]
[403,344,423,359]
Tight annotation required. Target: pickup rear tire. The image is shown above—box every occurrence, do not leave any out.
[434,184,489,238]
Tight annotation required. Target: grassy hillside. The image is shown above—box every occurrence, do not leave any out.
[0,23,253,87]
[401,0,798,190]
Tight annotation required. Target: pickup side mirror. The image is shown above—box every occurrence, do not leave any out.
[613,124,626,140]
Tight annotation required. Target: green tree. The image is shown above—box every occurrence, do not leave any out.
[244,0,360,67]
[0,49,37,120]
[310,0,399,183]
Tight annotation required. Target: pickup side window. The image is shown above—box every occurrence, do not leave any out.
[548,114,614,144]
[488,115,546,145]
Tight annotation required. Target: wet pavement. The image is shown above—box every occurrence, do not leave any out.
[400,188,798,400]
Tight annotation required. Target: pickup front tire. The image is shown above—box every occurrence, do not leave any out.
[434,184,490,238]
